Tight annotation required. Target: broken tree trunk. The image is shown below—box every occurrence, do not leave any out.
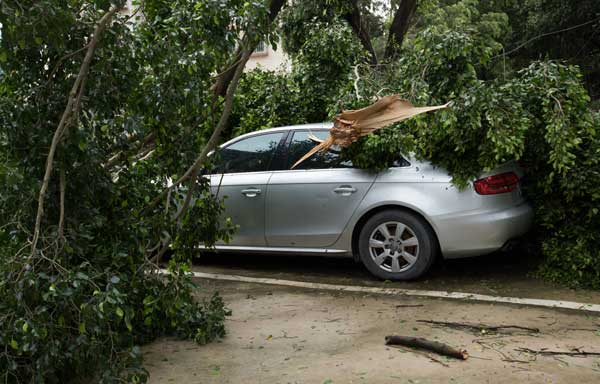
[385,335,469,360]
[291,95,449,169]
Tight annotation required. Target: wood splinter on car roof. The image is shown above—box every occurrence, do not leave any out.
[292,95,450,169]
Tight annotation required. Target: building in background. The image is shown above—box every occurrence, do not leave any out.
[245,40,290,72]
[122,1,290,72]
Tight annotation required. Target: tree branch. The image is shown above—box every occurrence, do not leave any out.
[30,5,123,258]
[173,46,254,222]
[103,132,156,170]
[385,0,418,60]
[58,167,66,242]
[385,335,469,360]
[212,0,286,97]
[146,0,287,214]
[342,0,378,65]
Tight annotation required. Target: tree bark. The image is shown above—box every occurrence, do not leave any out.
[385,335,469,360]
[58,167,66,242]
[384,0,418,60]
[342,0,378,65]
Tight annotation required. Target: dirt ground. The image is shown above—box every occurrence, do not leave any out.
[144,278,600,384]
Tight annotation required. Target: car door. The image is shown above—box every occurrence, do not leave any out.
[210,131,286,246]
[265,129,377,248]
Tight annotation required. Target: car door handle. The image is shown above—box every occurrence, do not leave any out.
[241,188,261,197]
[333,186,357,195]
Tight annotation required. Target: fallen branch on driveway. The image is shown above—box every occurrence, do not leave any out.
[385,335,468,360]
[417,320,539,334]
[516,347,600,357]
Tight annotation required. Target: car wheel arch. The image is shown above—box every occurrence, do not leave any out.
[350,204,441,262]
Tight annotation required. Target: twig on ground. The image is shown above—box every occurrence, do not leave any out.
[562,328,599,332]
[417,320,539,334]
[395,304,424,308]
[467,355,493,361]
[515,347,600,357]
[474,340,531,364]
[385,335,468,360]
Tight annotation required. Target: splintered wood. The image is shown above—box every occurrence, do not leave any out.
[292,95,449,168]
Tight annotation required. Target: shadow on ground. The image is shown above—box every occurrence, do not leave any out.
[193,247,600,304]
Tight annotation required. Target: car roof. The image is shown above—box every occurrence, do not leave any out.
[249,123,333,134]
[220,123,333,148]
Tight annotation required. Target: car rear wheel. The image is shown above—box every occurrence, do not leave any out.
[358,210,436,280]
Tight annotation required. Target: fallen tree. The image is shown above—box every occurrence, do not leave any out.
[233,0,600,289]
[0,0,284,381]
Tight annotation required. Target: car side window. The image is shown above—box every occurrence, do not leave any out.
[286,130,354,170]
[391,157,411,167]
[215,132,285,174]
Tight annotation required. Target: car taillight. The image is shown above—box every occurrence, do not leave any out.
[474,172,519,195]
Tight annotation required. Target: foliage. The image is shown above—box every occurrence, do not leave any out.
[337,2,600,288]
[290,20,367,123]
[230,68,308,138]
[279,0,358,56]
[230,18,366,138]
[468,0,600,97]
[0,0,273,381]
[236,0,600,288]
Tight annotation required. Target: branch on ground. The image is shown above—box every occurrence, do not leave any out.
[417,320,540,334]
[385,335,469,360]
[516,347,600,357]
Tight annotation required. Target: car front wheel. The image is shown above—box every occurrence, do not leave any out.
[358,209,437,281]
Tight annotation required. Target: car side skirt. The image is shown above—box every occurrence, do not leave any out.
[197,244,351,257]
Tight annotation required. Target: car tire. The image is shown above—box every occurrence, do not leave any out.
[358,209,437,281]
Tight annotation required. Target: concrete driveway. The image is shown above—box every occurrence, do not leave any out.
[144,252,600,383]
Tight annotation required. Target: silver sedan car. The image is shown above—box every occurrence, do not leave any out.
[204,124,533,280]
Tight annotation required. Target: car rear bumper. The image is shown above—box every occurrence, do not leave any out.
[432,202,534,259]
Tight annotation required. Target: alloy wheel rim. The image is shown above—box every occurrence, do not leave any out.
[368,221,419,273]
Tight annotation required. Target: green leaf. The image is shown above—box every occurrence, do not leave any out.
[125,316,133,332]
[116,307,124,318]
